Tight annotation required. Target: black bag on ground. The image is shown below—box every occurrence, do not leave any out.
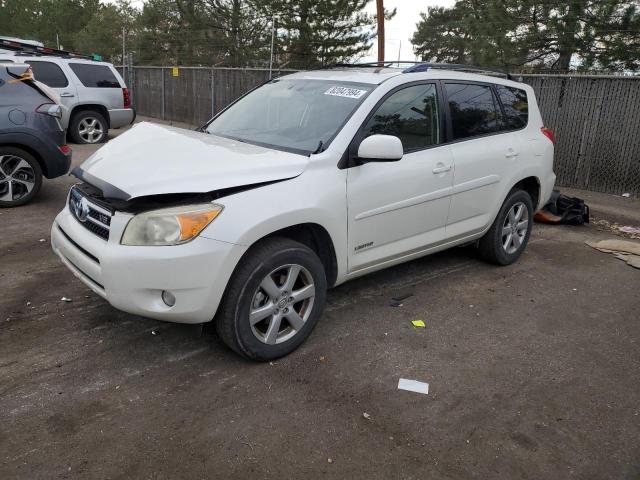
[536,190,590,225]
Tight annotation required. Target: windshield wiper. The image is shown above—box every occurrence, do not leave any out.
[312,140,324,154]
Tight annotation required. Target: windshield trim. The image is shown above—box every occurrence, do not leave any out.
[204,78,377,156]
[210,132,314,157]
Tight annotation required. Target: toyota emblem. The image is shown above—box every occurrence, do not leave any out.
[74,197,90,222]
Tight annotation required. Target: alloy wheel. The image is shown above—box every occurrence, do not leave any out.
[249,264,316,345]
[501,201,529,254]
[78,117,105,143]
[0,155,36,202]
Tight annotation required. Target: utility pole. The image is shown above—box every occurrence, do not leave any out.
[376,0,385,62]
[269,15,276,79]
[56,33,60,50]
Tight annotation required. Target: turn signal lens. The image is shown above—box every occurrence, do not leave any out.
[177,210,221,241]
[121,204,223,246]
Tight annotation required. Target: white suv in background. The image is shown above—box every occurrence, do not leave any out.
[0,53,134,144]
[51,64,555,361]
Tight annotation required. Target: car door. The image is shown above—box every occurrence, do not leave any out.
[346,82,454,272]
[26,59,77,127]
[444,82,521,238]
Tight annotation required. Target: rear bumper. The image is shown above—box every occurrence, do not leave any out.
[539,171,557,209]
[51,205,246,324]
[0,128,71,179]
[46,146,72,178]
[108,108,135,129]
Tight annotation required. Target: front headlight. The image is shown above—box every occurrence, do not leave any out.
[121,203,223,246]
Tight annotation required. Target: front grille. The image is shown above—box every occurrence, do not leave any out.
[69,186,113,241]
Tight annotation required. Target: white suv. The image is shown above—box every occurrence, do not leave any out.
[51,64,555,360]
[0,53,134,144]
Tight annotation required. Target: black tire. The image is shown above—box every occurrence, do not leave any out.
[477,189,533,265]
[0,147,43,207]
[69,110,108,144]
[216,237,327,361]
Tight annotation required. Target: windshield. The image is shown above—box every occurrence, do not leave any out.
[206,79,374,154]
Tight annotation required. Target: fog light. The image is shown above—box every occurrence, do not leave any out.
[161,290,176,307]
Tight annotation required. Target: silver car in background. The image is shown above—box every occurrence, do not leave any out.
[0,52,134,144]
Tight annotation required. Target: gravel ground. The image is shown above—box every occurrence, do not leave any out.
[1,120,639,479]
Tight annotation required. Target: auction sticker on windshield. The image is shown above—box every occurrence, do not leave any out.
[324,86,367,99]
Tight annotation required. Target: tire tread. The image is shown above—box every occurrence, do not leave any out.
[215,237,326,361]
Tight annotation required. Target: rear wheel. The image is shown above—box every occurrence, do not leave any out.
[0,147,43,207]
[477,189,533,265]
[70,111,107,144]
[216,237,327,361]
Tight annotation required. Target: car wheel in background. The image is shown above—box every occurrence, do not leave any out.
[476,189,533,265]
[70,111,107,144]
[0,147,43,207]
[216,237,327,361]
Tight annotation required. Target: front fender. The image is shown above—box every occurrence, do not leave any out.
[199,167,349,281]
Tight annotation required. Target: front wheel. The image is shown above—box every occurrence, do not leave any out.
[216,237,327,361]
[476,189,533,265]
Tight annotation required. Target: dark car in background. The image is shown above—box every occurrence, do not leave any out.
[0,63,71,206]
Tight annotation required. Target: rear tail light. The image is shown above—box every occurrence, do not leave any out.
[541,127,555,144]
[36,103,62,119]
[58,144,71,155]
[122,87,131,108]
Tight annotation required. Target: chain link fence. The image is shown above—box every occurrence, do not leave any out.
[520,74,640,197]
[121,67,640,197]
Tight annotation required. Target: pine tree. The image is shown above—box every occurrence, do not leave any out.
[264,0,376,69]
[412,0,640,72]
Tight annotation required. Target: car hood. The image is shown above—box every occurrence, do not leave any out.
[74,122,309,200]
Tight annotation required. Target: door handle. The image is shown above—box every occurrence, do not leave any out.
[432,164,452,174]
[60,92,75,97]
[505,149,519,159]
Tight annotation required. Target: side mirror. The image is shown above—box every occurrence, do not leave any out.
[357,134,404,163]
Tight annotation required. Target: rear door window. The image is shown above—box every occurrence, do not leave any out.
[445,83,501,140]
[27,61,68,88]
[496,85,528,130]
[361,83,440,152]
[69,63,120,88]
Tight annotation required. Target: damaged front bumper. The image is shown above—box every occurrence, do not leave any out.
[51,204,246,324]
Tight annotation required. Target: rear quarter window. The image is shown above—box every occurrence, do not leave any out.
[69,63,120,88]
[445,83,502,140]
[496,85,528,129]
[27,60,68,88]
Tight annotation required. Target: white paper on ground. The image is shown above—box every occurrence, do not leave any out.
[398,378,429,395]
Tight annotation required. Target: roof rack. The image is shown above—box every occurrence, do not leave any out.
[321,61,511,79]
[0,38,95,61]
[321,60,423,70]
[402,63,511,79]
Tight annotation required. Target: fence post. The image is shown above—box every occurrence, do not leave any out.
[211,68,215,117]
[161,67,165,121]
[128,54,134,105]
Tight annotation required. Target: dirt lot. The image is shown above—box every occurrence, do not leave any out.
[1,121,639,479]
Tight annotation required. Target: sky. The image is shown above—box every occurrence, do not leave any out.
[362,0,455,62]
